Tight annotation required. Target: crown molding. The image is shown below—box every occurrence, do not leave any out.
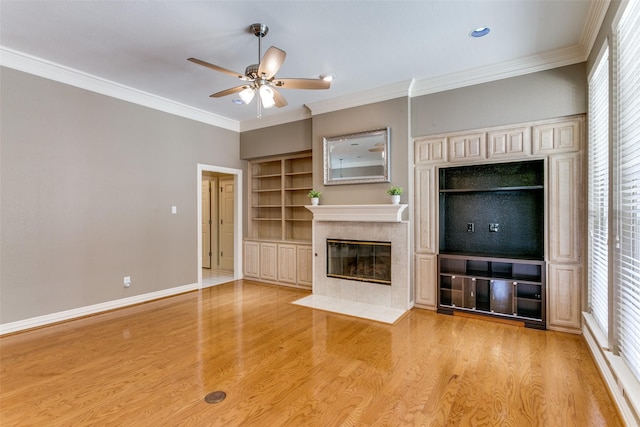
[305,80,413,116]
[410,44,586,98]
[579,0,611,56]
[239,106,311,132]
[0,46,240,132]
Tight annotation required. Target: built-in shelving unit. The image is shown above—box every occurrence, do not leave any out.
[438,254,546,329]
[245,152,313,290]
[437,159,546,328]
[414,115,584,333]
[249,152,313,242]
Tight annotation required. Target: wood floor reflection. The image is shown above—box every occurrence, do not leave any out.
[0,280,621,426]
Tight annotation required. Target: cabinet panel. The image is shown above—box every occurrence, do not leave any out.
[490,280,514,315]
[448,133,486,163]
[549,153,582,263]
[278,244,297,284]
[464,278,477,309]
[415,254,437,308]
[532,117,582,154]
[260,242,278,281]
[487,127,531,159]
[548,263,581,330]
[244,241,260,278]
[296,245,313,287]
[415,136,447,164]
[414,166,437,253]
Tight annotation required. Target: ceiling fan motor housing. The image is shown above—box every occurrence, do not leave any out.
[250,23,268,37]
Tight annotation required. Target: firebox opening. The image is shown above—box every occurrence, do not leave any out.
[326,239,392,285]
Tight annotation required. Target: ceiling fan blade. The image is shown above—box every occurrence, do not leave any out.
[188,58,246,80]
[272,88,288,108]
[274,78,330,90]
[210,85,248,98]
[258,47,286,79]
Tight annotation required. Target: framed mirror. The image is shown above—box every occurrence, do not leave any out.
[323,127,391,185]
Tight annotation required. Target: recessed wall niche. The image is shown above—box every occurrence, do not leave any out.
[438,160,544,260]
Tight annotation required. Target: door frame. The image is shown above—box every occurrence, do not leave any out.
[197,164,243,289]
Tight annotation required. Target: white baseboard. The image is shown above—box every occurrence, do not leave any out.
[583,312,640,427]
[0,283,198,336]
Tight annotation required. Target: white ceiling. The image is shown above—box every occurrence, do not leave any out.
[0,1,604,131]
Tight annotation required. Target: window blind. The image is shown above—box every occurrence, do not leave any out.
[615,0,640,381]
[588,45,610,339]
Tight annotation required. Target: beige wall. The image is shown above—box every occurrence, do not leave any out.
[240,119,312,160]
[411,63,587,137]
[0,67,244,324]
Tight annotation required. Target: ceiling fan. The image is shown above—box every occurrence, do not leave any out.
[188,23,331,117]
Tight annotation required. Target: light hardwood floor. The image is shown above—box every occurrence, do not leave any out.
[0,280,621,426]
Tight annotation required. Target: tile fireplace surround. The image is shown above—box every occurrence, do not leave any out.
[293,205,412,324]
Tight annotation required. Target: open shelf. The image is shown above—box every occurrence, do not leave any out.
[249,152,313,242]
[439,185,544,193]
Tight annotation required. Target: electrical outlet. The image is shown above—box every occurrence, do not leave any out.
[489,223,500,232]
[123,276,131,287]
[467,223,475,232]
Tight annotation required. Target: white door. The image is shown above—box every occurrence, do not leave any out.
[201,180,211,269]
[219,177,235,271]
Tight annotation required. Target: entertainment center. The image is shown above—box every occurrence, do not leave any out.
[414,115,584,332]
[437,160,546,328]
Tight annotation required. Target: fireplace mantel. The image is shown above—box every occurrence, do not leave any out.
[305,204,408,222]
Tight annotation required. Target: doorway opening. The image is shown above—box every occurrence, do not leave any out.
[197,164,243,289]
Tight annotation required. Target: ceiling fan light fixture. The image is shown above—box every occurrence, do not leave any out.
[239,87,256,104]
[189,22,331,118]
[259,85,276,108]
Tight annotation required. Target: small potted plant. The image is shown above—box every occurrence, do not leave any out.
[387,186,403,204]
[308,189,321,206]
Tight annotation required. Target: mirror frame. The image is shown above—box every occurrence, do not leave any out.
[323,127,391,186]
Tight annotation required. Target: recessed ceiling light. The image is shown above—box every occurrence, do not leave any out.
[320,73,335,82]
[232,99,244,105]
[470,27,490,38]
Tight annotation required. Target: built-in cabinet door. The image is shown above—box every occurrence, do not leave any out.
[532,117,582,155]
[547,263,581,330]
[548,153,582,264]
[244,241,260,278]
[260,242,278,281]
[415,254,437,308]
[414,166,437,253]
[487,126,531,159]
[448,132,486,163]
[415,136,447,164]
[296,245,313,287]
[278,244,297,284]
